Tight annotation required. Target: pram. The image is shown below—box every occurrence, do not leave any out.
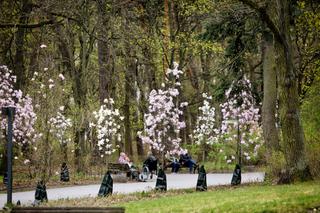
[143,157,158,179]
[138,165,150,182]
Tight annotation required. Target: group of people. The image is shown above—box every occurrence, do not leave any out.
[118,151,197,178]
[165,153,198,174]
[118,151,158,180]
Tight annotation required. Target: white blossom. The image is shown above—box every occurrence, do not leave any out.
[92,98,122,157]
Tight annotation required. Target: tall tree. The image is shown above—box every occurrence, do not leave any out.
[261,29,280,161]
[239,0,312,182]
[96,0,114,103]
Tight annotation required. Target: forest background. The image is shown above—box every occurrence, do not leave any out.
[0,0,319,184]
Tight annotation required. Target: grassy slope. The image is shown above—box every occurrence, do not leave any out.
[121,181,320,213]
[44,181,320,212]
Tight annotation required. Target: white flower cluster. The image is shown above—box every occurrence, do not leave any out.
[92,98,123,157]
[49,107,72,144]
[139,63,187,155]
[193,93,219,145]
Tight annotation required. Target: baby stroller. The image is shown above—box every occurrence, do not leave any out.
[138,164,150,182]
[143,157,158,179]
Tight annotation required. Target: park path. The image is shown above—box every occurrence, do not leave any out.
[0,172,264,207]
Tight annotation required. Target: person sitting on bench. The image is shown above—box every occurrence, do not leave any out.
[165,153,180,173]
[118,152,138,180]
[118,152,132,167]
[179,152,197,173]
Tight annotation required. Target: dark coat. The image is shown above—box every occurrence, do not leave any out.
[144,155,158,173]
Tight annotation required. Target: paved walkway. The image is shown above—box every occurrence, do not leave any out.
[0,172,264,207]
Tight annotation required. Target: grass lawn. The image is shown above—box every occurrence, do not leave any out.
[44,180,320,212]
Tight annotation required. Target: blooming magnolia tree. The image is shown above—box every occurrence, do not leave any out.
[193,93,218,145]
[138,63,188,158]
[49,106,72,143]
[192,93,220,161]
[0,65,37,145]
[91,98,123,159]
[49,106,72,161]
[219,77,263,164]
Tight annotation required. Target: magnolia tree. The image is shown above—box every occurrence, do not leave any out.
[219,77,263,164]
[49,106,72,161]
[91,98,123,159]
[0,65,37,145]
[138,63,188,159]
[193,93,219,145]
[192,93,220,161]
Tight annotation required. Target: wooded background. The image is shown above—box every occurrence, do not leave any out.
[0,0,319,183]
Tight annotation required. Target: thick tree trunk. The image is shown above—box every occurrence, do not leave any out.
[276,0,311,182]
[262,30,280,160]
[124,58,135,156]
[96,0,113,103]
[14,0,32,90]
[239,0,312,183]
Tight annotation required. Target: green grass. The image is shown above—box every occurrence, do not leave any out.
[44,181,320,213]
[121,181,320,213]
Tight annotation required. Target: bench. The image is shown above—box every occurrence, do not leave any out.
[11,207,125,213]
[107,163,131,182]
[164,160,199,174]
[107,163,130,174]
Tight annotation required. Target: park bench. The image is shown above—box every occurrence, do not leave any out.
[107,163,131,182]
[164,160,199,174]
[11,207,125,213]
[107,163,130,174]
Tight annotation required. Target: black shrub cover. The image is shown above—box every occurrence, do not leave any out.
[60,162,70,182]
[34,180,48,202]
[98,171,113,197]
[155,168,167,191]
[231,164,241,185]
[196,165,207,191]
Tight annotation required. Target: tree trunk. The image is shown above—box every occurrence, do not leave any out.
[14,0,32,90]
[96,0,113,103]
[262,30,280,160]
[124,58,134,156]
[55,21,89,173]
[239,0,312,183]
[276,0,311,182]
[134,66,144,157]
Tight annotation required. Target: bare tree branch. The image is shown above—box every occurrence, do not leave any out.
[0,20,55,29]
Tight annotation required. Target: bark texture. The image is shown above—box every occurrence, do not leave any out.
[262,30,280,159]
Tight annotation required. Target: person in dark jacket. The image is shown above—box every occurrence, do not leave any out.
[179,153,197,173]
[143,151,158,179]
